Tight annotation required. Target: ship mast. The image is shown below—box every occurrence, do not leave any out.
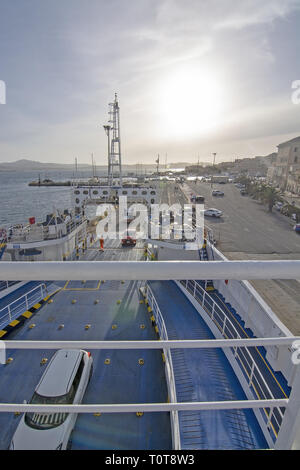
[105,93,122,187]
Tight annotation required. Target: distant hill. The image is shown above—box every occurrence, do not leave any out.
[0,159,193,172]
[0,159,93,171]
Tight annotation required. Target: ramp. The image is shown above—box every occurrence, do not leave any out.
[148,280,268,449]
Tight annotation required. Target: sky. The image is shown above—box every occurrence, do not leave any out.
[0,0,300,166]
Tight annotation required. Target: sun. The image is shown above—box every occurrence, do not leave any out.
[156,66,224,139]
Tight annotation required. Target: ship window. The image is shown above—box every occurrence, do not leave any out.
[132,191,137,195]
[122,191,128,195]
[151,199,155,204]
[74,190,80,195]
[75,198,80,204]
[83,190,89,195]
[102,190,108,195]
[93,190,99,195]
[142,191,147,195]
[150,191,156,195]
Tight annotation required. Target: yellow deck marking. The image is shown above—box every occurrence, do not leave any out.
[9,320,20,327]
[0,330,7,338]
[32,303,41,309]
[22,311,33,319]
[63,281,101,291]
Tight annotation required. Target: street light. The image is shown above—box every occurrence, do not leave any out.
[211,153,217,188]
[103,124,112,186]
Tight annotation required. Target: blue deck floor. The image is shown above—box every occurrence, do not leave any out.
[0,242,173,450]
[0,238,273,449]
[148,280,268,449]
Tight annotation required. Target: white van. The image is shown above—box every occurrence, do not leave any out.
[10,349,93,450]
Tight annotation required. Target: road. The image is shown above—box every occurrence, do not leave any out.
[161,180,300,334]
[187,181,300,255]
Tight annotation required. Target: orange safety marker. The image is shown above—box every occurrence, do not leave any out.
[99,238,104,251]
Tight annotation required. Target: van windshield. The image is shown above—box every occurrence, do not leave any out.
[24,388,74,430]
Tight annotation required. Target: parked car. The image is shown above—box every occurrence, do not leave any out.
[10,349,93,450]
[274,202,283,211]
[294,224,300,233]
[204,208,223,218]
[190,195,205,203]
[240,189,248,195]
[212,190,224,197]
[121,233,137,247]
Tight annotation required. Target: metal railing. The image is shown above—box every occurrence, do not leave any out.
[145,284,180,449]
[0,339,292,418]
[179,278,287,440]
[0,283,47,330]
[5,218,85,244]
[1,337,299,448]
[1,260,300,281]
[0,260,300,449]
[0,281,19,292]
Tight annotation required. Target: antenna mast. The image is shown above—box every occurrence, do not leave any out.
[106,93,122,187]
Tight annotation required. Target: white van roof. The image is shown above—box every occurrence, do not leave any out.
[36,349,83,397]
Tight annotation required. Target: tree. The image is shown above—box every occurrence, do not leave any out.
[261,186,281,212]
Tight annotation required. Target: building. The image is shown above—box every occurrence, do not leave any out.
[267,136,300,192]
[234,153,277,177]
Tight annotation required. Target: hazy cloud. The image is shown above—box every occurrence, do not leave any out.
[0,0,300,164]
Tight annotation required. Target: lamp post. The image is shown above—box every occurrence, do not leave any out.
[103,125,111,186]
[211,153,217,188]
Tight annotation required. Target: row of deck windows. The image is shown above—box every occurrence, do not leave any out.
[74,190,156,196]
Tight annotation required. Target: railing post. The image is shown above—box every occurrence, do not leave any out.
[8,304,12,322]
[266,408,273,430]
[275,364,300,449]
[249,362,255,387]
[222,317,227,336]
[211,302,215,321]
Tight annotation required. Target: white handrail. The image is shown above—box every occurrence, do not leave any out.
[2,337,300,349]
[0,283,47,328]
[0,399,288,414]
[144,285,181,450]
[1,260,300,280]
